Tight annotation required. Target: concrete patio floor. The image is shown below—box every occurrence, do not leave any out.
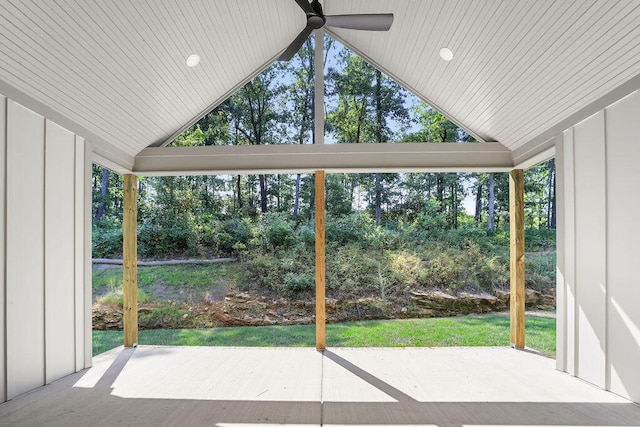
[1,346,638,426]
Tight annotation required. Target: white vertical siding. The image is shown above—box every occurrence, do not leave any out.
[605,91,640,403]
[75,136,85,371]
[554,133,565,373]
[557,90,640,403]
[6,100,46,399]
[561,128,576,376]
[80,136,93,369]
[0,97,91,402]
[573,111,607,389]
[45,120,76,383]
[0,94,6,403]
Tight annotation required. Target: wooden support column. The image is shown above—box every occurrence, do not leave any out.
[509,169,525,349]
[123,174,138,347]
[315,170,326,350]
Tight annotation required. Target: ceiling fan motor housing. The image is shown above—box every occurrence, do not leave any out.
[307,14,325,29]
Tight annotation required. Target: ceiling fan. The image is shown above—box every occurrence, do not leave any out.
[278,0,393,61]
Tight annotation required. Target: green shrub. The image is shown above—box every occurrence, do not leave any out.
[241,254,281,291]
[326,245,381,298]
[93,217,123,257]
[385,251,422,289]
[525,228,556,252]
[265,215,297,249]
[197,220,219,250]
[93,227,123,258]
[299,225,315,248]
[326,213,375,247]
[284,272,313,294]
[410,214,447,241]
[138,218,199,258]
[369,226,403,251]
[526,252,556,291]
[139,305,186,327]
[217,218,253,255]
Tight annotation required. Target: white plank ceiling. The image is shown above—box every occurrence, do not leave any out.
[2,0,640,170]
[327,0,640,150]
[0,0,303,166]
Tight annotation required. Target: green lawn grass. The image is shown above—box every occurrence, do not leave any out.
[93,313,555,357]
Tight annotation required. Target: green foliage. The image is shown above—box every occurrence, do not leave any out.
[217,218,253,255]
[299,225,315,248]
[525,228,556,252]
[138,215,199,258]
[405,105,473,143]
[138,305,187,327]
[327,245,381,297]
[526,252,556,291]
[92,221,123,258]
[93,209,553,299]
[265,214,297,249]
[326,213,375,246]
[284,272,313,293]
[325,174,353,217]
[411,202,448,240]
[240,254,282,291]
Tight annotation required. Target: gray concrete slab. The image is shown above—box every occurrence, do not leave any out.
[321,347,640,426]
[0,346,638,426]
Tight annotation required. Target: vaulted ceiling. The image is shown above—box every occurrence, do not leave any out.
[2,0,640,172]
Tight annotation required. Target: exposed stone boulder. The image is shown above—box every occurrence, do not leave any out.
[92,303,122,330]
[92,288,556,330]
[409,290,505,316]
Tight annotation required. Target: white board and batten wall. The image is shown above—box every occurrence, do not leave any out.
[556,89,640,403]
[0,94,92,402]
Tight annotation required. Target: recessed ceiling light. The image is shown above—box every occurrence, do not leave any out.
[186,53,200,67]
[439,47,453,62]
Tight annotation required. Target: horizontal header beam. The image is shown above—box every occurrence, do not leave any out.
[134,142,513,176]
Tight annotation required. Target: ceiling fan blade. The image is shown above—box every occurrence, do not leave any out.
[278,25,315,61]
[325,14,394,31]
[294,0,314,15]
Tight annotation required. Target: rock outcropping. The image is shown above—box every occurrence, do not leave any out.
[92,288,555,330]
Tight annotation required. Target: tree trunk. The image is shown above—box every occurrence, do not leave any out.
[276,174,281,212]
[236,175,243,213]
[309,174,315,220]
[96,168,109,220]
[259,174,268,213]
[452,182,458,229]
[488,172,495,234]
[474,179,483,223]
[293,173,301,221]
[436,175,444,212]
[375,173,382,226]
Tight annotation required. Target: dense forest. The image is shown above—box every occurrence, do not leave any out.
[93,38,556,298]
